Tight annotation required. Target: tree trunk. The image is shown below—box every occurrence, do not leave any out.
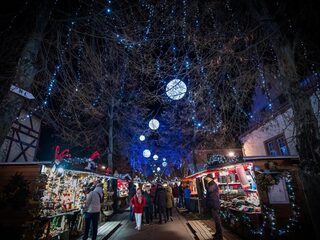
[0,3,49,148]
[246,1,320,170]
[107,97,114,170]
[192,131,198,173]
[276,44,320,173]
[247,1,320,238]
[299,172,320,240]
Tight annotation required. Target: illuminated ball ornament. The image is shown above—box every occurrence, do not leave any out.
[163,158,166,161]
[143,149,151,158]
[157,167,161,172]
[153,155,159,161]
[149,119,160,130]
[162,162,167,167]
[139,135,146,141]
[166,79,187,100]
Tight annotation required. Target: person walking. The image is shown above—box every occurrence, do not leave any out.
[155,183,167,224]
[166,186,174,222]
[82,184,103,240]
[184,185,191,211]
[150,184,157,219]
[172,184,179,208]
[204,175,223,240]
[178,184,184,208]
[128,182,136,222]
[143,185,153,224]
[130,188,146,231]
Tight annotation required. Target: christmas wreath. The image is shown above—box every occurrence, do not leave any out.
[256,173,280,192]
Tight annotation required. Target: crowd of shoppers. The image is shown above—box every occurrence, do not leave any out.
[128,181,193,231]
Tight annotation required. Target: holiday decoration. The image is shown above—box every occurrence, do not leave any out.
[139,135,146,141]
[153,154,159,160]
[206,154,244,168]
[166,79,187,100]
[85,151,100,170]
[143,149,151,158]
[256,173,279,192]
[54,146,71,164]
[148,119,160,130]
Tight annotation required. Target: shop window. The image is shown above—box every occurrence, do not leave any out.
[265,134,290,156]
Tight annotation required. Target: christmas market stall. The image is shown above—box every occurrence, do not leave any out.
[0,147,117,240]
[182,155,309,240]
[116,173,131,208]
[38,148,118,239]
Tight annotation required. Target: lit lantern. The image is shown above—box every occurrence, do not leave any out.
[149,119,160,130]
[143,149,151,158]
[166,79,187,100]
[139,135,146,141]
[153,155,159,160]
[228,151,235,157]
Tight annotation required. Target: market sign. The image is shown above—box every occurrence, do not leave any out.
[10,84,35,99]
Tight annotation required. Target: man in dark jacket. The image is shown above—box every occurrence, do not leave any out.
[128,182,136,221]
[143,186,153,224]
[178,184,184,208]
[155,184,167,224]
[205,175,223,240]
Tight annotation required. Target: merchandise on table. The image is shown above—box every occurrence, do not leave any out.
[117,179,129,197]
[182,162,261,214]
[40,165,113,239]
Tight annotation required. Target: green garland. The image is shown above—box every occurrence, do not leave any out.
[256,173,279,192]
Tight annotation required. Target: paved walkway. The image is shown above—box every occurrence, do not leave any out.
[77,208,243,240]
[108,208,194,240]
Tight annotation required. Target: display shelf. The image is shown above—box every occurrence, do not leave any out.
[46,209,80,219]
[218,182,241,185]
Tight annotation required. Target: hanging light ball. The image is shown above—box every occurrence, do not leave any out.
[153,170,156,173]
[162,162,167,167]
[157,167,161,172]
[153,155,159,161]
[163,158,166,161]
[166,79,187,100]
[139,135,146,141]
[143,149,151,158]
[149,119,160,130]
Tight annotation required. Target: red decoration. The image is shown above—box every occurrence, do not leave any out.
[55,145,71,161]
[105,167,112,174]
[90,151,100,161]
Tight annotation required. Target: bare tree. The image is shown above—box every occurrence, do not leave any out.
[0,2,50,148]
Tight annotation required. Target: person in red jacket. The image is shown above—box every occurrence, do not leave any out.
[130,188,146,231]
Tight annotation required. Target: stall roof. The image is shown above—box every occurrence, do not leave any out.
[0,161,52,165]
[183,155,300,179]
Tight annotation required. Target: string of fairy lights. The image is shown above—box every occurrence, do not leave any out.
[219,171,300,238]
[17,3,83,121]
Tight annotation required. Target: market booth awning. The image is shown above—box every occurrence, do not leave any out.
[180,155,306,240]
[0,161,119,240]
